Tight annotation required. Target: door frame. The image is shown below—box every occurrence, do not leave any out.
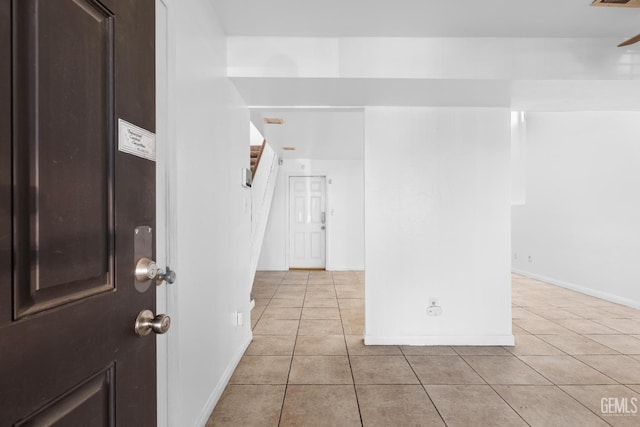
[285,173,331,270]
[155,1,178,426]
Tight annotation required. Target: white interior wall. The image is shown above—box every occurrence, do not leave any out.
[174,1,252,425]
[512,112,640,309]
[365,107,513,345]
[258,158,365,271]
[249,121,264,146]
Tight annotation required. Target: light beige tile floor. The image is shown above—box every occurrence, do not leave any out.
[208,272,640,426]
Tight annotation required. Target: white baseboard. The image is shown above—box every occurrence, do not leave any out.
[256,265,288,271]
[257,265,364,271]
[195,332,253,427]
[364,334,515,346]
[326,266,364,272]
[512,268,640,310]
[257,266,365,272]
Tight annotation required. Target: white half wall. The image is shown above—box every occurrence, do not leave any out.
[174,1,252,425]
[250,143,279,284]
[365,107,513,345]
[512,112,640,309]
[258,158,365,271]
[250,121,264,146]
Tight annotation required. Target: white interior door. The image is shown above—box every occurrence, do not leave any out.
[289,176,326,269]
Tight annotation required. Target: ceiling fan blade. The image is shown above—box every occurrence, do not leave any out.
[618,33,640,47]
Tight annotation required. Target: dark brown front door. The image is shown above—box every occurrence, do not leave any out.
[0,0,156,425]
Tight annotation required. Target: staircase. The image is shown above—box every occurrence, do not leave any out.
[250,140,266,179]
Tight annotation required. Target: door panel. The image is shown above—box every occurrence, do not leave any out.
[294,232,305,259]
[289,176,326,269]
[0,0,157,425]
[310,196,321,222]
[13,0,115,318]
[14,365,115,427]
[310,232,322,259]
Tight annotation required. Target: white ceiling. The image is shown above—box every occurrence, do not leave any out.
[213,0,640,39]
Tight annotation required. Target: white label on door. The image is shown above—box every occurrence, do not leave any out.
[118,119,156,161]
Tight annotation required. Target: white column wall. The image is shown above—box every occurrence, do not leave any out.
[365,107,513,345]
[174,1,252,425]
[512,112,640,308]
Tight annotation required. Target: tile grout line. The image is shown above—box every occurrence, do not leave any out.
[508,352,618,425]
[452,351,532,426]
[510,279,636,426]
[399,346,450,426]
[276,270,308,427]
[336,271,365,427]
[259,274,288,426]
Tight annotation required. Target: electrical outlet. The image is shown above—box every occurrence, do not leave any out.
[427,298,442,316]
[528,255,533,263]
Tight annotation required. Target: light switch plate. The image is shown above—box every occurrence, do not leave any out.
[242,168,252,188]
